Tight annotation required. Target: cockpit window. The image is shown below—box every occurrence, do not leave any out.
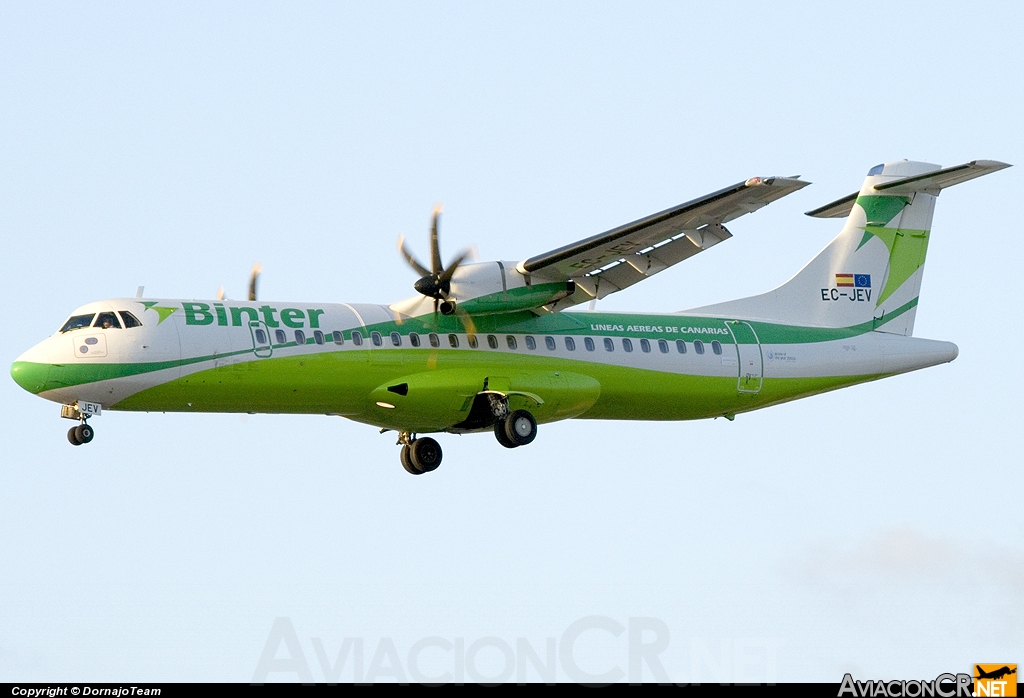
[94,312,122,329]
[60,314,96,333]
[119,311,143,328]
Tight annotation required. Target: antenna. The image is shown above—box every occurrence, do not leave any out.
[135,286,145,298]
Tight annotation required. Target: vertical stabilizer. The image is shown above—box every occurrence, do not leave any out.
[684,159,1009,335]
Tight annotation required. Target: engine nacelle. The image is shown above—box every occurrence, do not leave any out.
[449,262,575,314]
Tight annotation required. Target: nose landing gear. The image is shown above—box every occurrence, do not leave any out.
[67,422,94,446]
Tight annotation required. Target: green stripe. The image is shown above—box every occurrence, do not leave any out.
[12,299,920,395]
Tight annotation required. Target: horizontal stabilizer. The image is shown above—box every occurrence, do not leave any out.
[804,192,858,219]
[875,159,1011,194]
[805,160,1011,218]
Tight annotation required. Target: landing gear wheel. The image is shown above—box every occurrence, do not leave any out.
[410,437,442,473]
[400,444,422,475]
[75,423,94,444]
[68,427,83,445]
[494,420,518,449]
[503,410,537,446]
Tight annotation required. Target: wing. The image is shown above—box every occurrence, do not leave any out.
[519,176,809,312]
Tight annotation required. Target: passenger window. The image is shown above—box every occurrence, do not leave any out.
[712,340,722,355]
[255,329,268,344]
[487,335,498,349]
[603,338,614,352]
[565,337,575,351]
[640,339,651,353]
[468,335,479,348]
[391,332,401,347]
[694,340,705,355]
[352,331,363,346]
[410,332,420,347]
[275,329,287,344]
[525,336,537,350]
[60,314,96,333]
[371,331,383,346]
[584,337,595,352]
[658,339,669,354]
[448,334,459,348]
[506,335,517,350]
[332,331,344,345]
[545,336,556,351]
[94,312,122,329]
[295,330,306,345]
[622,338,633,352]
[314,330,325,345]
[429,333,440,348]
[118,311,142,328]
[676,339,687,354]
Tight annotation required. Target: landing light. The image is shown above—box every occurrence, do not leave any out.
[376,401,396,409]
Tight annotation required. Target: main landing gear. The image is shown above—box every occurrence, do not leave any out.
[393,395,540,474]
[397,432,443,475]
[494,409,537,449]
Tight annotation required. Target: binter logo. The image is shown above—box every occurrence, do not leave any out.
[974,664,1017,697]
[821,273,872,303]
[181,302,326,329]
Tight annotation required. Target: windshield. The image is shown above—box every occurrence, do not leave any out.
[94,311,122,329]
[60,314,96,333]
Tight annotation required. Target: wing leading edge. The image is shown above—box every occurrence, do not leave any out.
[519,176,809,312]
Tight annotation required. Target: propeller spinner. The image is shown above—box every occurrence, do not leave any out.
[398,205,470,315]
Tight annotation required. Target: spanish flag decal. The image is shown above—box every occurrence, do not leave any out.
[836,274,871,288]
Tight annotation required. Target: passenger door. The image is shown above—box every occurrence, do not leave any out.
[725,320,763,393]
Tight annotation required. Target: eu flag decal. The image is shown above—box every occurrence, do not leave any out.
[836,273,871,288]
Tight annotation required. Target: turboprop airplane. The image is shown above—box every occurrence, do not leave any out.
[10,159,1009,474]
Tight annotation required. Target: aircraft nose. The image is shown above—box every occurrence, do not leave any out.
[11,340,54,395]
[10,359,51,394]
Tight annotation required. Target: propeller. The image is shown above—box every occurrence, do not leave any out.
[248,263,262,302]
[398,204,471,316]
[216,263,261,301]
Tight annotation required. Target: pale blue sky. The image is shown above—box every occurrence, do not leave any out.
[1,1,1021,682]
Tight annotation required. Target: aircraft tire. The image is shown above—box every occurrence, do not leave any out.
[400,444,422,475]
[68,427,83,446]
[76,424,95,444]
[503,410,537,446]
[410,437,442,473]
[494,421,518,449]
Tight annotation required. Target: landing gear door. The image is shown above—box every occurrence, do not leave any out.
[249,320,273,358]
[726,320,763,393]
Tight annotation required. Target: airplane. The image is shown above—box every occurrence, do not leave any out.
[10,159,1009,474]
[975,666,1016,681]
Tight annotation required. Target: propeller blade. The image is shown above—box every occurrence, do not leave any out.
[454,303,477,342]
[397,234,431,277]
[248,263,262,302]
[438,248,472,286]
[216,285,225,301]
[429,203,443,275]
